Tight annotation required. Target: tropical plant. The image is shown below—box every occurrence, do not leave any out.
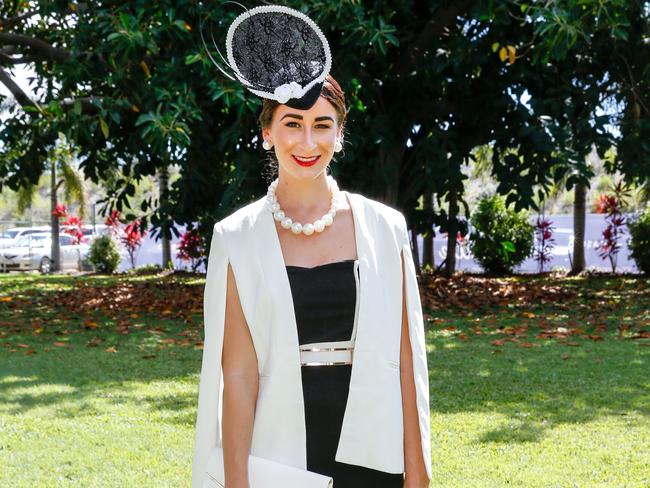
[469,194,534,274]
[88,235,121,274]
[534,216,556,273]
[176,228,205,272]
[594,181,631,273]
[627,204,650,275]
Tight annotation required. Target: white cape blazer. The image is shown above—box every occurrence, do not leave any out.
[192,190,431,487]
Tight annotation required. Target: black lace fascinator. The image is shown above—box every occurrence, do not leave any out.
[201,4,332,110]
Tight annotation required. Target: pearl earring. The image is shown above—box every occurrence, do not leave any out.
[334,139,343,153]
[262,140,273,150]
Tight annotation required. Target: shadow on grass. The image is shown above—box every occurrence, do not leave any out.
[425,328,650,445]
[1,272,649,439]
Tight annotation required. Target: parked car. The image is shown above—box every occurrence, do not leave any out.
[0,232,89,273]
[0,226,51,248]
[59,224,111,240]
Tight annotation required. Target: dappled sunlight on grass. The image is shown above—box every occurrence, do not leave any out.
[1,272,649,486]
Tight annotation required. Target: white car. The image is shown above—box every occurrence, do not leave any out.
[0,226,51,248]
[0,232,90,273]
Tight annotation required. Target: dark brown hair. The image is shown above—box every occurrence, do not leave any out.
[257,74,348,130]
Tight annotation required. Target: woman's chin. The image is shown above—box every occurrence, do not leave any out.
[279,163,329,181]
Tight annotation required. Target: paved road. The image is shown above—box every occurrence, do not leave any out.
[132,213,641,274]
[419,213,640,273]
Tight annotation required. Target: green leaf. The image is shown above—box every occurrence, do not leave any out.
[99,118,109,139]
[174,19,191,33]
[502,241,516,253]
[611,27,628,41]
[384,33,399,47]
[185,53,203,65]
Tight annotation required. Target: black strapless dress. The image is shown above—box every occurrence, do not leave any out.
[286,259,404,488]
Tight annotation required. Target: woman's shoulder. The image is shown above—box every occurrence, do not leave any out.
[213,195,267,237]
[347,190,407,228]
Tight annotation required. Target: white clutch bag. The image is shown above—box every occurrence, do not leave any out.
[203,447,334,488]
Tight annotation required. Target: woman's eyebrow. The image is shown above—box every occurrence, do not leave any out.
[280,114,334,122]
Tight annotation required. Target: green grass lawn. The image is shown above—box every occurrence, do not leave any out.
[1,271,648,487]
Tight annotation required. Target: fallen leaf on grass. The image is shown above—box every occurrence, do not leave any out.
[630,330,650,339]
[105,346,118,353]
[83,319,99,329]
[53,341,69,347]
[17,343,30,348]
[500,326,528,337]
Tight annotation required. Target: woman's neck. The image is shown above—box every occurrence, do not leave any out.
[274,172,332,218]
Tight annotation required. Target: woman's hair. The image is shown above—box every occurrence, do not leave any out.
[258,73,348,130]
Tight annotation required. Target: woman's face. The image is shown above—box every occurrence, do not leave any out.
[262,96,342,182]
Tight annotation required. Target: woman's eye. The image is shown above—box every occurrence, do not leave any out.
[285,122,331,129]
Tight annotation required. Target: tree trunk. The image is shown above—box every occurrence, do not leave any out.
[570,181,587,274]
[444,187,459,278]
[411,226,421,275]
[423,192,434,270]
[50,162,60,272]
[377,125,411,206]
[159,166,172,269]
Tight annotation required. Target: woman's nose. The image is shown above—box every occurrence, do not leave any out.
[300,128,317,149]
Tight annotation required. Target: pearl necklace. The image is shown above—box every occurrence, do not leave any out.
[267,176,340,236]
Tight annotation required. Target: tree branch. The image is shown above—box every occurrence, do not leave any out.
[0,32,71,63]
[398,0,478,76]
[0,52,42,65]
[0,66,99,116]
[60,96,99,114]
[0,9,39,29]
[0,65,39,111]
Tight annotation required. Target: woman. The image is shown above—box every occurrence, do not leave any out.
[193,6,431,488]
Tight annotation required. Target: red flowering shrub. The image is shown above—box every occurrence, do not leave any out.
[62,215,85,245]
[176,228,206,272]
[594,181,629,273]
[103,210,146,269]
[121,220,147,269]
[533,216,555,272]
[52,204,85,244]
[52,204,68,218]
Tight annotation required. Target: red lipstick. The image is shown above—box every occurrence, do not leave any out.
[292,155,321,167]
